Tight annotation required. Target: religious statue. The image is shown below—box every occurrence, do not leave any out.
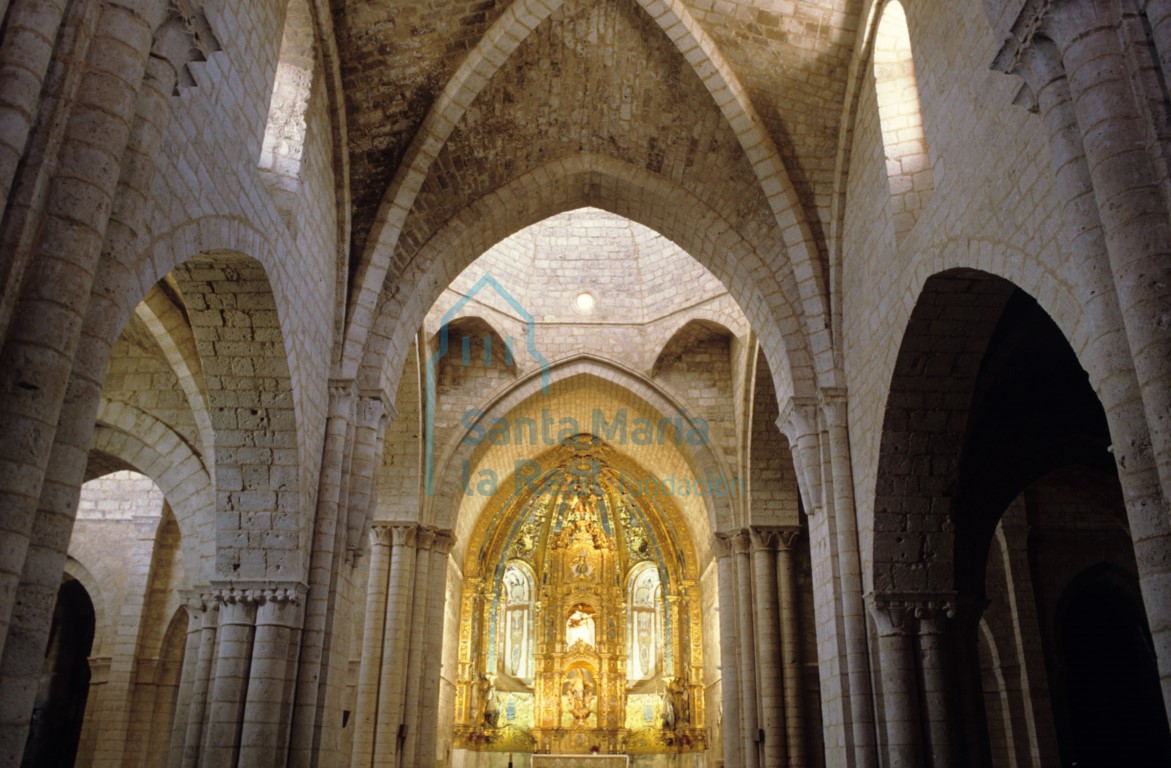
[563,667,596,724]
[566,606,595,649]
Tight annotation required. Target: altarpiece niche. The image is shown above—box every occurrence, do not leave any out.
[453,441,706,756]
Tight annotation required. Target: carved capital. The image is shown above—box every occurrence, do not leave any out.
[731,528,753,557]
[416,526,437,551]
[432,529,455,555]
[357,389,391,430]
[371,523,395,548]
[816,387,848,428]
[390,523,417,549]
[328,377,356,415]
[866,593,919,636]
[777,396,818,444]
[711,531,738,559]
[775,525,802,551]
[749,526,779,552]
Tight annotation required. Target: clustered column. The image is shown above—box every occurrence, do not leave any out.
[869,594,961,768]
[713,534,744,768]
[716,527,806,768]
[167,582,306,768]
[351,525,452,768]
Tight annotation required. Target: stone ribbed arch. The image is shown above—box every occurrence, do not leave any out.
[358,154,815,417]
[432,354,736,549]
[342,0,833,386]
[133,287,216,470]
[92,400,215,583]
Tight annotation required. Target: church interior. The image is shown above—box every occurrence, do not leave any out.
[1,0,1170,766]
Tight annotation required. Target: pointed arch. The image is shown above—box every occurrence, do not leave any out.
[359,154,814,420]
[341,0,831,388]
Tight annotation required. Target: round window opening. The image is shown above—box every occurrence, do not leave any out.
[574,291,596,314]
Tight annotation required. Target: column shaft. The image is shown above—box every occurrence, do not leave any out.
[751,530,785,766]
[181,604,219,768]
[351,527,392,766]
[399,529,435,767]
[200,595,258,766]
[871,600,921,768]
[239,589,303,768]
[734,532,760,767]
[373,527,416,765]
[777,531,806,768]
[715,546,743,768]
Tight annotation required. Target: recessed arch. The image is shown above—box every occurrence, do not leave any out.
[358,154,814,418]
[430,354,738,558]
[651,318,736,379]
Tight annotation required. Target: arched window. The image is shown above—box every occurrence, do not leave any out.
[873,0,933,241]
[259,0,314,217]
[500,561,534,680]
[627,562,662,682]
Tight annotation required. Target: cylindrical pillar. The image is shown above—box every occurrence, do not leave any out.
[751,528,785,766]
[168,597,206,768]
[820,390,878,768]
[181,597,219,768]
[715,536,744,768]
[200,590,258,767]
[352,526,393,766]
[416,531,453,765]
[734,530,760,767]
[870,597,922,768]
[916,601,957,768]
[777,528,806,768]
[373,525,417,765]
[0,4,153,667]
[399,528,435,767]
[239,586,304,768]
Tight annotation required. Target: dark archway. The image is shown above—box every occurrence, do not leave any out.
[1055,565,1171,767]
[20,577,95,767]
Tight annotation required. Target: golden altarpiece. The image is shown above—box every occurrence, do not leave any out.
[453,441,706,757]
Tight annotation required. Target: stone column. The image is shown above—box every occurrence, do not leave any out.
[995,501,1060,764]
[351,525,393,767]
[819,389,878,768]
[714,534,743,768]
[289,380,355,767]
[373,525,417,765]
[776,527,806,768]
[201,589,260,766]
[417,531,454,766]
[869,596,922,768]
[732,529,760,767]
[1046,1,1171,508]
[346,392,392,558]
[0,0,68,222]
[0,2,153,665]
[750,527,785,766]
[169,594,208,768]
[915,599,957,768]
[180,595,219,768]
[239,585,305,768]
[400,527,436,767]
